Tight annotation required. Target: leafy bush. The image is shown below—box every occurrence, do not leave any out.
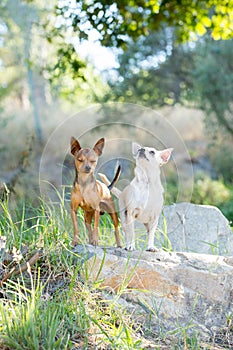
[209,143,233,184]
[219,191,233,225]
[191,175,233,223]
[191,176,230,206]
[165,173,233,223]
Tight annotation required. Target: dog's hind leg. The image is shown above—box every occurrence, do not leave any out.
[102,199,121,248]
[109,211,121,248]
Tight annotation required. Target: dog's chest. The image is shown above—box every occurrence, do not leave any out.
[131,181,164,221]
[75,183,100,210]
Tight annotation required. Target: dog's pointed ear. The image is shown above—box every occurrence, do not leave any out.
[132,142,141,157]
[71,137,81,155]
[93,138,105,156]
[160,148,173,165]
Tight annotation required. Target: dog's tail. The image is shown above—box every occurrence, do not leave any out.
[108,165,121,190]
[98,165,122,198]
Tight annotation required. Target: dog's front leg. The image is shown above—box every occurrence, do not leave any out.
[84,211,94,245]
[71,206,79,246]
[145,219,160,252]
[70,192,81,246]
[92,210,100,246]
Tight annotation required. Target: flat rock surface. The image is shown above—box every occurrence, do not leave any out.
[73,245,233,338]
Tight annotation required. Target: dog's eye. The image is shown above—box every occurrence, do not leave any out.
[90,160,96,164]
[78,159,84,162]
[149,150,155,156]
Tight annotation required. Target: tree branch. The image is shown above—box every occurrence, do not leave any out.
[0,251,42,287]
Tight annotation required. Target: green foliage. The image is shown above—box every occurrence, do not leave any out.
[164,172,191,205]
[0,278,72,349]
[0,1,28,103]
[191,175,233,223]
[55,0,233,50]
[191,176,230,206]
[2,0,233,117]
[22,0,231,90]
[209,142,233,183]
[0,0,107,111]
[106,33,233,140]
[164,172,233,223]
[0,198,141,349]
[193,39,233,136]
[105,30,195,107]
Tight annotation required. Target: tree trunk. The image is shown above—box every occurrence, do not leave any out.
[24,21,43,144]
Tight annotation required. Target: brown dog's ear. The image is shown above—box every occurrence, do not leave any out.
[93,138,105,156]
[70,137,81,155]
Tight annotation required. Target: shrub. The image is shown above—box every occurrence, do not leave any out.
[209,143,233,184]
[191,176,230,206]
[191,175,233,223]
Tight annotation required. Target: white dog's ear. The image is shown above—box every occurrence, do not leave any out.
[160,148,173,165]
[132,142,141,157]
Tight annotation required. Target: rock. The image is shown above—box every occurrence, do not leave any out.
[157,203,233,255]
[74,245,233,339]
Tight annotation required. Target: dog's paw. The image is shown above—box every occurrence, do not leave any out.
[146,246,159,252]
[125,245,136,251]
[90,239,98,246]
[72,239,79,246]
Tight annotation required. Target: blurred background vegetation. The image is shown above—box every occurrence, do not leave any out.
[0,0,233,223]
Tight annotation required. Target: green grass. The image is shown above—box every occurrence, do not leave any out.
[0,190,231,349]
[0,191,147,349]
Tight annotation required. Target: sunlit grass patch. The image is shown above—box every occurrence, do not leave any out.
[0,196,148,349]
[1,192,228,349]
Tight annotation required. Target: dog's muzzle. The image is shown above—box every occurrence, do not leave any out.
[138,148,147,159]
[84,165,91,173]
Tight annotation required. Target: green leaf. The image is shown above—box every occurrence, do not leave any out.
[211,30,221,40]
[196,22,207,35]
[201,16,212,27]
[129,21,137,31]
[216,4,227,14]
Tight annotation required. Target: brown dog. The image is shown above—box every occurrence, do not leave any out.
[70,137,121,247]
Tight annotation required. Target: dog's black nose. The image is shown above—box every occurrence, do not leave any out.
[139,148,145,154]
[85,165,91,172]
[138,148,147,159]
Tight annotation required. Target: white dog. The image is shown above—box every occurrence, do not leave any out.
[99,143,173,251]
